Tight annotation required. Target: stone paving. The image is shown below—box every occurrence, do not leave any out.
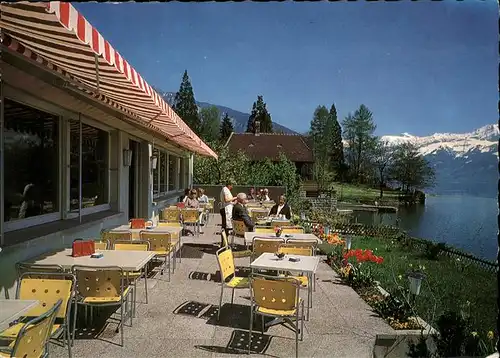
[50,214,394,358]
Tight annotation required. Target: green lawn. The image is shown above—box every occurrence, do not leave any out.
[331,183,399,203]
[319,236,497,334]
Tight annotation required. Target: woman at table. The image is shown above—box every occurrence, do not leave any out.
[185,189,200,209]
[197,188,209,203]
[269,195,292,219]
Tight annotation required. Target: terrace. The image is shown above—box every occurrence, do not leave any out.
[45,214,394,358]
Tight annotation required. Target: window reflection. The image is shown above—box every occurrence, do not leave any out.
[160,152,168,193]
[169,155,176,191]
[152,149,159,197]
[3,99,59,222]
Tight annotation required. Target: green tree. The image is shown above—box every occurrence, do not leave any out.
[248,158,275,186]
[246,95,273,133]
[173,70,201,134]
[199,106,220,143]
[372,139,394,198]
[342,104,377,183]
[390,141,435,194]
[329,103,345,180]
[219,113,234,143]
[309,105,335,190]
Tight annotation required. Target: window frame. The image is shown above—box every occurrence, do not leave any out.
[65,115,111,219]
[152,147,187,199]
[2,96,62,232]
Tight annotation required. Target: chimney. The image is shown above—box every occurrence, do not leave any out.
[254,120,261,136]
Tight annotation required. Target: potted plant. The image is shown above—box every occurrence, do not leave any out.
[274,226,283,238]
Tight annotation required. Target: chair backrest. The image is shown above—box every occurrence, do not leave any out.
[17,273,75,319]
[232,220,247,236]
[250,210,268,222]
[271,221,293,227]
[113,240,150,251]
[101,231,132,248]
[254,226,274,234]
[221,231,229,247]
[286,239,318,249]
[282,226,305,234]
[278,244,313,257]
[94,240,108,250]
[162,208,180,222]
[158,221,181,228]
[139,231,173,252]
[16,263,65,280]
[250,275,299,311]
[73,266,124,299]
[252,238,284,257]
[216,246,235,282]
[181,209,199,222]
[9,299,62,358]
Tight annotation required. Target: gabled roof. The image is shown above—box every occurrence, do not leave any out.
[226,132,314,163]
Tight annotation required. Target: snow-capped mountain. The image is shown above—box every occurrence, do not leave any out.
[382,124,498,198]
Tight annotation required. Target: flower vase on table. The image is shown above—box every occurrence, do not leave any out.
[274,226,282,237]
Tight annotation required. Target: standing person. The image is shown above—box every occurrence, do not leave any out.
[219,180,237,242]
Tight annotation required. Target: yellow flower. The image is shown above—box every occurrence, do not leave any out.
[487,331,494,340]
[471,331,478,337]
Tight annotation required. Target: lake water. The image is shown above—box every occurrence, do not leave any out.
[352,195,498,261]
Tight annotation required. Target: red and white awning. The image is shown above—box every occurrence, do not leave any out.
[0,1,217,159]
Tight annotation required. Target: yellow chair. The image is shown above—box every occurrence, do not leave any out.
[252,238,285,261]
[0,299,62,358]
[157,222,182,261]
[0,274,75,357]
[71,266,133,347]
[15,262,64,280]
[231,220,248,246]
[249,275,304,358]
[254,226,275,234]
[181,209,200,236]
[282,226,305,234]
[113,240,150,306]
[139,231,176,281]
[101,230,132,248]
[250,210,268,223]
[221,231,251,259]
[271,220,293,227]
[215,247,249,321]
[162,207,180,223]
[94,240,108,250]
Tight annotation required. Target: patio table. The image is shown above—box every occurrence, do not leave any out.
[244,233,321,246]
[250,253,320,327]
[111,224,183,240]
[27,249,156,272]
[0,299,39,331]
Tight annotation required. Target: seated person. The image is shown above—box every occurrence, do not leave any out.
[180,188,190,203]
[197,188,209,203]
[269,195,292,220]
[232,193,254,231]
[262,188,271,201]
[185,189,200,209]
[247,187,256,200]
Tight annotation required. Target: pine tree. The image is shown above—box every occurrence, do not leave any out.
[246,95,273,133]
[219,113,234,143]
[329,103,345,179]
[173,70,201,134]
[309,105,333,190]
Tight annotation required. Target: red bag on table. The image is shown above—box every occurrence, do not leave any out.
[130,218,146,229]
[72,239,95,257]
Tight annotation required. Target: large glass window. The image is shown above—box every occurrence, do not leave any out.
[3,99,59,223]
[160,152,168,193]
[152,149,159,197]
[168,155,176,191]
[69,119,109,211]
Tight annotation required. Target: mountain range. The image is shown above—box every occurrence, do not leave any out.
[156,88,497,198]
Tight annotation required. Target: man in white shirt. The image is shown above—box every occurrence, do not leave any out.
[269,195,292,219]
[263,188,271,201]
[219,180,237,238]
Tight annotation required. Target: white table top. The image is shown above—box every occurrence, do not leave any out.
[244,233,320,245]
[0,299,39,331]
[111,225,182,235]
[28,249,156,271]
[250,253,320,274]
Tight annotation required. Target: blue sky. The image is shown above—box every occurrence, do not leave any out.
[75,1,497,136]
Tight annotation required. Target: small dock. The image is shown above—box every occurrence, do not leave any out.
[337,202,398,213]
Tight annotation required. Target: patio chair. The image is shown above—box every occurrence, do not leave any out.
[249,274,304,358]
[139,231,176,281]
[94,240,109,250]
[15,262,65,280]
[0,299,62,358]
[162,207,181,223]
[113,240,150,307]
[101,230,132,248]
[254,226,275,234]
[271,220,293,227]
[278,244,315,319]
[215,246,250,321]
[251,237,285,262]
[0,272,75,357]
[71,265,133,347]
[282,226,305,234]
[181,209,201,237]
[221,231,252,258]
[231,220,248,247]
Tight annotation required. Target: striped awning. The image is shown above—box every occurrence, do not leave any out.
[0,1,217,159]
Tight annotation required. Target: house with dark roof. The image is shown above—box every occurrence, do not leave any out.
[225,121,314,180]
